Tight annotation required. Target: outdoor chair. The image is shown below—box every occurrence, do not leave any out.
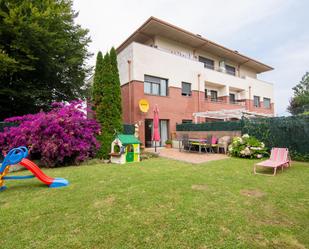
[254,148,291,176]
[181,134,193,152]
[203,135,213,153]
[217,136,231,154]
[211,136,219,153]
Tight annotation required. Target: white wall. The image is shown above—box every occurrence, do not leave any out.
[117,42,274,102]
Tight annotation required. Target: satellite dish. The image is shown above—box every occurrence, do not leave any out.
[139,99,149,113]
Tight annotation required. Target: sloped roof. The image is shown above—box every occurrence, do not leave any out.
[117,134,140,145]
[116,17,273,73]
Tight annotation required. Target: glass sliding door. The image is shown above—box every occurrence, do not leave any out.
[144,119,169,147]
[160,120,168,146]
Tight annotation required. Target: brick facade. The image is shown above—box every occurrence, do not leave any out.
[121,80,274,145]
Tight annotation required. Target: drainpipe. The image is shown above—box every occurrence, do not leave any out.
[197,74,201,123]
[128,60,132,123]
[248,86,251,111]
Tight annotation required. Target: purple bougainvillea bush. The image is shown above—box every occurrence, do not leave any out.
[0,100,100,167]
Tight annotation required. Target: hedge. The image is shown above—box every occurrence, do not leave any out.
[176,115,309,161]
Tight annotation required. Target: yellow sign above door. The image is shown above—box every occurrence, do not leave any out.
[139,99,149,113]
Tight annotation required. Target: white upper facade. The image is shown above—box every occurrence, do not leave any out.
[117,17,274,102]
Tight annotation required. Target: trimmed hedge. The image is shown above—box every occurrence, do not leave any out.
[176,120,242,131]
[176,115,309,161]
[242,115,309,162]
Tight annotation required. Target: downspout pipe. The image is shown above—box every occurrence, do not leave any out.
[128,60,132,124]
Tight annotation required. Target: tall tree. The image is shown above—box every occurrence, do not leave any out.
[0,0,91,120]
[109,47,123,129]
[92,51,103,108]
[288,72,309,115]
[93,50,123,159]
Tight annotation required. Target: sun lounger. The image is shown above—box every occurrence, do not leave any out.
[254,148,291,176]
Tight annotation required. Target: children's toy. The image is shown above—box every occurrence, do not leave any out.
[0,146,69,191]
[110,134,141,164]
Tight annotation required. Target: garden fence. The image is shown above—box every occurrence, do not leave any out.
[176,116,309,161]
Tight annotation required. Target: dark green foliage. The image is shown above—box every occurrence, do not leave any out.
[288,72,309,115]
[92,48,123,159]
[242,116,309,161]
[176,116,309,161]
[228,134,268,159]
[0,0,91,120]
[92,52,103,107]
[176,120,242,131]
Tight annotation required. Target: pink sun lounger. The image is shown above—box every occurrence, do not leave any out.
[254,148,291,176]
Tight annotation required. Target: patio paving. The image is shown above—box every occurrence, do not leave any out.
[145,147,229,164]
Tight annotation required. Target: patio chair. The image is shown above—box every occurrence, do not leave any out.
[181,134,193,152]
[254,148,291,176]
[211,136,219,153]
[217,136,231,154]
[203,135,213,153]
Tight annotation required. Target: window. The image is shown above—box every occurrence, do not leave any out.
[181,82,192,96]
[210,90,218,101]
[205,89,208,99]
[182,119,192,124]
[229,93,236,103]
[263,98,271,108]
[254,96,260,107]
[199,56,215,70]
[144,75,168,96]
[225,65,236,76]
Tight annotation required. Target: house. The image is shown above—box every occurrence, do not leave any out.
[116,17,274,147]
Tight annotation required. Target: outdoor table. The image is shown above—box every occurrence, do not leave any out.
[188,138,208,153]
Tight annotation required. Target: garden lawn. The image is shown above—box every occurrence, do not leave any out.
[1,158,309,249]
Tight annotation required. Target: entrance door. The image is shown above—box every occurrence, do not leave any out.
[144,119,169,147]
[145,119,153,148]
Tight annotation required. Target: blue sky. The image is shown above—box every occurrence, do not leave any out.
[73,0,309,116]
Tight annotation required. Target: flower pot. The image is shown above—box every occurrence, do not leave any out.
[165,144,172,148]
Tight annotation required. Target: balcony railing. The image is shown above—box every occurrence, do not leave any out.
[205,98,245,106]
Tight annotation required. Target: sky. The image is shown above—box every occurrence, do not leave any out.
[73,0,309,116]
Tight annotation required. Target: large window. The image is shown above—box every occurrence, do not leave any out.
[210,90,218,101]
[144,75,168,96]
[225,65,236,76]
[199,56,215,70]
[263,98,271,108]
[254,96,260,107]
[181,82,192,96]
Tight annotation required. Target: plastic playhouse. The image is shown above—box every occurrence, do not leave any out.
[110,134,141,164]
[0,146,69,192]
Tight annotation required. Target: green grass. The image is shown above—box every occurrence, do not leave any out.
[1,158,309,249]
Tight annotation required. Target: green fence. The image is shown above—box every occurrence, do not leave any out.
[176,116,309,161]
[123,124,135,135]
[176,120,242,131]
[242,115,309,161]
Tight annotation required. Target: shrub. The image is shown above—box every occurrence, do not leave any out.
[0,100,100,167]
[165,139,172,145]
[228,134,268,159]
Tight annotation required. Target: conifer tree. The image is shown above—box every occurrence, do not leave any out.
[93,49,123,159]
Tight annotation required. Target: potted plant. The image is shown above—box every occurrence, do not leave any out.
[165,139,172,148]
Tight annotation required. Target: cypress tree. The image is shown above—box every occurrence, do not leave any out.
[109,47,123,132]
[92,51,104,108]
[93,49,123,159]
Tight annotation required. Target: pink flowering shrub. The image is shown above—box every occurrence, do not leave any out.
[0,101,100,167]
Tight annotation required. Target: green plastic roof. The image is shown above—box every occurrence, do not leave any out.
[117,134,141,145]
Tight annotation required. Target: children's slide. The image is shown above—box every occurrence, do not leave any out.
[19,158,68,188]
[0,146,68,191]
